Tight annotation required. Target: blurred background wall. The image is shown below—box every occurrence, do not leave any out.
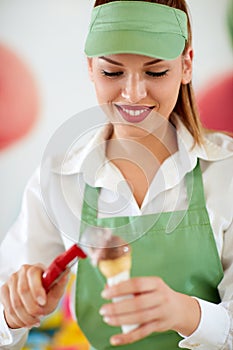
[0,0,232,241]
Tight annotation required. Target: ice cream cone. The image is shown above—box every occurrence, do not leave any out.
[97,235,138,334]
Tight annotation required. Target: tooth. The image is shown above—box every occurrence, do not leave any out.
[120,107,151,117]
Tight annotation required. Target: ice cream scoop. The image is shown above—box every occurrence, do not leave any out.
[42,244,87,293]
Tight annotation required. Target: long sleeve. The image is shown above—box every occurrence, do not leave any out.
[0,168,66,348]
[219,219,233,349]
[0,304,28,349]
[179,198,233,349]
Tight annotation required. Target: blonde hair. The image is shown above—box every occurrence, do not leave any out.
[94,0,204,144]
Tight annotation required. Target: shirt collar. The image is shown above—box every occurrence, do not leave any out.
[176,117,233,161]
[52,119,233,190]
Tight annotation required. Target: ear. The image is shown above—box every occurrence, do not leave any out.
[181,47,193,85]
[87,57,94,82]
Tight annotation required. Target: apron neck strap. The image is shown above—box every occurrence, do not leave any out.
[81,159,205,224]
[80,184,100,229]
[186,159,206,210]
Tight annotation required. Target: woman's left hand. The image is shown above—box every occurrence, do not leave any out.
[99,276,201,346]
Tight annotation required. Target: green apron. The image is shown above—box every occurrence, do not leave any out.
[75,161,223,350]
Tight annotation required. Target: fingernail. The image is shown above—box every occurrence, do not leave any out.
[37,297,46,306]
[99,308,106,316]
[101,290,109,298]
[111,337,122,345]
[103,316,111,324]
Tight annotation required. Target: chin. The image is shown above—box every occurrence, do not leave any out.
[113,123,152,139]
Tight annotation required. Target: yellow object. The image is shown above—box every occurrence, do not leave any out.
[51,320,89,350]
[98,253,131,278]
[39,310,63,330]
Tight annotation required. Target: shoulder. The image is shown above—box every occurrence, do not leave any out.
[201,130,233,161]
[200,131,233,188]
[176,117,233,165]
[199,132,233,221]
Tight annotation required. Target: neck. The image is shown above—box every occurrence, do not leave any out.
[108,121,178,165]
[106,122,178,208]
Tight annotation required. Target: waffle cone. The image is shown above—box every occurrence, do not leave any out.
[98,252,131,278]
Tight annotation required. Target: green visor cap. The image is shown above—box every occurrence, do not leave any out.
[85,1,188,60]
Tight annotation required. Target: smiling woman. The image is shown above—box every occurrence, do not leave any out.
[91,0,203,144]
[0,1,233,350]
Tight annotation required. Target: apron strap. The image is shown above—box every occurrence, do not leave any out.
[186,159,206,211]
[81,183,99,227]
[81,159,205,225]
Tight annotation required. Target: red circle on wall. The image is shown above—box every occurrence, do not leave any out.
[0,44,40,150]
[198,74,233,134]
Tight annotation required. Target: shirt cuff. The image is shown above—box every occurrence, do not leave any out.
[0,303,28,347]
[178,297,230,349]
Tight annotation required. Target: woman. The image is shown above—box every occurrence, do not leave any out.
[0,1,233,349]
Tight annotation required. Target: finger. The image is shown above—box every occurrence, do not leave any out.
[110,320,164,346]
[26,265,47,306]
[18,266,45,316]
[100,290,164,316]
[43,271,69,314]
[103,305,161,327]
[3,275,39,328]
[8,272,41,327]
[0,283,25,328]
[102,277,163,299]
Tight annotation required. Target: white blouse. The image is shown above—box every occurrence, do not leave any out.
[0,120,233,349]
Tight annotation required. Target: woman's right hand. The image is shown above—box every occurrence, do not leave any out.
[0,264,69,329]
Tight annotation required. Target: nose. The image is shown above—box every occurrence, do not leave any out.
[121,73,147,103]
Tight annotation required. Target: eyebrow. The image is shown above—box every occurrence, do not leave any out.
[99,56,124,66]
[143,59,163,66]
[99,56,163,67]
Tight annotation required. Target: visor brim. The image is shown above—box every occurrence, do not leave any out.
[85,31,186,60]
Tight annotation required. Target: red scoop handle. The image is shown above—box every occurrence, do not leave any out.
[42,244,87,292]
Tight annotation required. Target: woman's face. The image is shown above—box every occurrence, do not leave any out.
[87,51,192,136]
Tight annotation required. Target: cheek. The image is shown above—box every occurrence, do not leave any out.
[154,80,180,102]
[153,78,181,115]
[93,77,119,104]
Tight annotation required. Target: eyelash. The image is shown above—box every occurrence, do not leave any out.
[101,70,123,77]
[101,69,169,78]
[146,70,169,77]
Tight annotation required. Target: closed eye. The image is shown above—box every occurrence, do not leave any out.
[101,70,123,77]
[146,70,169,77]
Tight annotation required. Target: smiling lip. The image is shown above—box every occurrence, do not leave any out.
[115,104,154,123]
